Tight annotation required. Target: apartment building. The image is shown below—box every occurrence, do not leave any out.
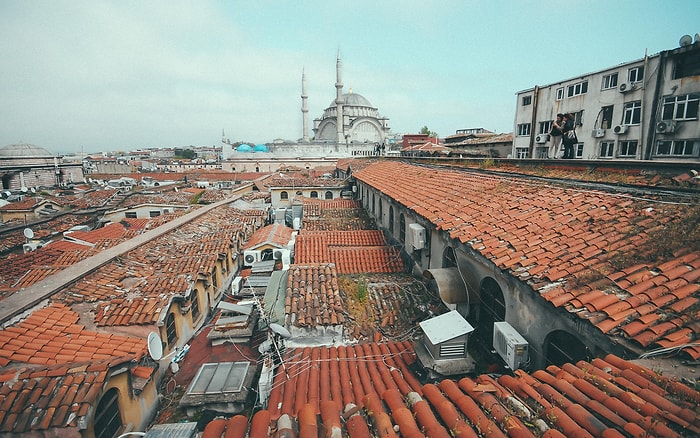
[513,36,700,160]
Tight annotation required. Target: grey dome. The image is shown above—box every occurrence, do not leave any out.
[330,92,372,108]
[0,143,54,158]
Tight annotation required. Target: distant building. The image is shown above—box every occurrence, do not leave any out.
[0,143,84,190]
[514,36,700,160]
[443,129,513,158]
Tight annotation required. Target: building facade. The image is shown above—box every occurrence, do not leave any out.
[513,37,700,161]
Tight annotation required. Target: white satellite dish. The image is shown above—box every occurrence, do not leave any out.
[269,323,291,339]
[23,228,34,239]
[680,34,693,47]
[30,187,36,194]
[20,186,28,193]
[174,187,178,192]
[147,332,163,360]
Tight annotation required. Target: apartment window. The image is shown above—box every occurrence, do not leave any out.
[539,120,553,134]
[125,211,137,219]
[280,191,288,200]
[600,141,615,158]
[399,214,406,243]
[166,313,177,345]
[566,81,588,97]
[522,95,532,106]
[628,66,644,83]
[517,123,531,136]
[655,140,697,157]
[515,147,529,159]
[556,87,564,100]
[600,105,614,129]
[619,140,638,157]
[602,73,618,90]
[622,101,642,125]
[673,49,700,78]
[661,94,699,121]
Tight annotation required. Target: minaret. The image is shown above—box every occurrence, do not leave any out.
[301,68,310,143]
[335,50,345,144]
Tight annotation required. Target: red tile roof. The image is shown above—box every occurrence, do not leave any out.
[353,161,700,357]
[232,346,700,437]
[242,222,294,250]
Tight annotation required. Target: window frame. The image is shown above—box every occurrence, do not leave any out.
[599,141,615,158]
[522,95,532,106]
[661,93,699,121]
[628,66,644,83]
[517,123,531,136]
[622,101,642,125]
[601,73,618,90]
[566,80,588,98]
[618,140,638,157]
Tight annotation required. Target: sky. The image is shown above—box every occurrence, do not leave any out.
[1,1,698,155]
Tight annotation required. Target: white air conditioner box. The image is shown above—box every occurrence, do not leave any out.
[243,250,262,266]
[592,128,606,138]
[273,248,291,266]
[613,124,627,135]
[408,223,426,250]
[493,321,529,370]
[292,217,301,230]
[618,82,636,93]
[655,121,676,134]
[231,276,243,295]
[535,134,549,144]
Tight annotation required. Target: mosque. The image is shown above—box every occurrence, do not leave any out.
[221,53,393,162]
[0,143,84,192]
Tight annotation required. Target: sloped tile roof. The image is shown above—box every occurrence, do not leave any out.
[242,222,294,250]
[328,246,404,274]
[353,161,700,356]
[284,264,343,328]
[237,344,700,437]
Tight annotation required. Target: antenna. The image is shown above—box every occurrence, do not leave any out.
[679,34,693,46]
[147,332,163,360]
[23,228,34,240]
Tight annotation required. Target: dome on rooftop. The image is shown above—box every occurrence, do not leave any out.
[0,143,54,158]
[237,144,252,152]
[253,144,269,152]
[330,92,372,108]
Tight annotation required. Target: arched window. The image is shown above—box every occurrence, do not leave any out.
[255,166,260,172]
[166,312,177,345]
[544,330,590,366]
[94,388,122,438]
[191,292,200,320]
[378,199,382,221]
[372,193,376,214]
[389,206,394,233]
[310,191,318,198]
[399,214,406,242]
[280,191,289,200]
[325,191,333,199]
[211,267,218,290]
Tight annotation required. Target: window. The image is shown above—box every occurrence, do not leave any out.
[673,50,700,78]
[517,123,531,136]
[600,141,615,158]
[324,191,333,199]
[280,191,288,200]
[191,292,200,320]
[600,105,614,129]
[94,388,122,438]
[388,206,394,233]
[166,312,177,345]
[619,140,638,157]
[556,87,564,100]
[310,191,318,198]
[602,73,618,90]
[661,94,699,121]
[628,66,644,83]
[372,194,376,214]
[522,95,532,106]
[149,210,161,218]
[515,147,529,159]
[125,211,137,219]
[399,214,406,243]
[575,144,584,158]
[566,81,588,97]
[378,199,382,220]
[539,120,552,134]
[655,140,697,157]
[623,101,642,125]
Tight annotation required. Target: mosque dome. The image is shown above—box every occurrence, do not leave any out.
[237,144,252,152]
[253,144,269,152]
[0,143,54,158]
[330,92,373,108]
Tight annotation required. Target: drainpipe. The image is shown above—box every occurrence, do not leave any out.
[529,86,540,158]
[644,50,666,160]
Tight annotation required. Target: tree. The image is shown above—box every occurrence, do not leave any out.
[420,126,438,138]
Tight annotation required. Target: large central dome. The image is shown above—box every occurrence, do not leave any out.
[330,92,372,108]
[0,143,54,158]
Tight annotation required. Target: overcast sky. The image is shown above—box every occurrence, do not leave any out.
[1,0,698,155]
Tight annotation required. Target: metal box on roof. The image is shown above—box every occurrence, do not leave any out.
[419,310,474,360]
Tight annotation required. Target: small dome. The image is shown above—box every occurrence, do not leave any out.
[237,144,252,152]
[253,144,269,152]
[0,143,54,158]
[329,92,372,108]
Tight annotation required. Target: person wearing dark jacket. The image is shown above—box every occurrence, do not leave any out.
[549,113,564,158]
[561,113,577,159]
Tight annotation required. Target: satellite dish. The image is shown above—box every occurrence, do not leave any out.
[695,33,700,44]
[30,187,36,193]
[147,332,163,360]
[269,323,291,339]
[23,228,34,239]
[680,34,693,46]
[20,186,28,193]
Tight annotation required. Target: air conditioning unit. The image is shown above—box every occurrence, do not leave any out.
[618,82,637,93]
[408,223,426,250]
[243,250,262,266]
[231,276,243,295]
[273,248,291,266]
[592,128,606,138]
[656,121,676,134]
[535,134,549,144]
[613,124,627,135]
[493,322,529,370]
